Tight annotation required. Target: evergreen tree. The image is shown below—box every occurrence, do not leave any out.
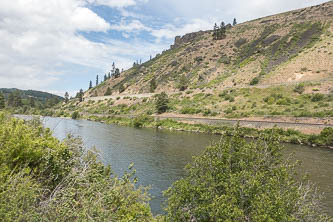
[155,92,169,114]
[119,84,125,93]
[104,87,112,96]
[0,92,5,109]
[178,75,189,91]
[114,68,120,78]
[104,74,107,82]
[219,21,226,40]
[150,78,157,93]
[76,89,84,102]
[9,90,22,107]
[108,72,111,79]
[233,18,237,26]
[89,81,92,89]
[213,23,218,40]
[64,92,69,103]
[29,97,35,108]
[96,75,99,86]
[112,62,116,74]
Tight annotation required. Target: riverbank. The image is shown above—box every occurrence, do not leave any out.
[82,114,333,148]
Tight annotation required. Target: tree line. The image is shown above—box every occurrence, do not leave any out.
[0,90,61,110]
[213,18,237,40]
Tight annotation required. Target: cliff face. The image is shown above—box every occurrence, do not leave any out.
[170,31,208,49]
[86,1,333,98]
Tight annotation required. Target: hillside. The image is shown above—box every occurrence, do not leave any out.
[72,1,333,119]
[0,88,63,101]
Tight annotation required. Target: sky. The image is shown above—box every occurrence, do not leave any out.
[0,0,330,97]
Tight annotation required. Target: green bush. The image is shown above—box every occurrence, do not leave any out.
[181,107,201,115]
[250,77,259,85]
[311,93,324,102]
[165,129,330,221]
[294,83,305,94]
[0,113,155,221]
[71,111,80,119]
[155,92,169,114]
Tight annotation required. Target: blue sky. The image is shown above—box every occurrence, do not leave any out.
[0,0,330,97]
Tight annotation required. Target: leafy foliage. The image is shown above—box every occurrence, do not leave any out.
[165,129,330,221]
[155,92,169,114]
[0,113,154,221]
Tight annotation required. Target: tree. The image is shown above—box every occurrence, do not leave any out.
[165,129,331,221]
[96,75,99,86]
[233,18,237,26]
[119,84,125,93]
[114,68,120,78]
[104,74,107,82]
[76,89,84,102]
[29,97,35,108]
[150,78,157,93]
[89,81,93,89]
[64,92,69,103]
[112,62,116,75]
[177,75,189,91]
[213,23,219,40]
[8,90,22,107]
[155,92,169,114]
[104,87,112,96]
[0,92,5,109]
[219,21,226,39]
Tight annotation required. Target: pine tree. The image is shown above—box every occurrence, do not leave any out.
[213,23,218,40]
[64,92,69,103]
[0,92,5,109]
[219,21,226,40]
[11,90,22,107]
[76,89,84,102]
[104,74,107,82]
[89,81,92,89]
[108,72,111,79]
[112,62,116,74]
[96,75,99,86]
[114,68,120,78]
[233,18,237,26]
[150,78,157,93]
[104,87,112,96]
[155,92,169,114]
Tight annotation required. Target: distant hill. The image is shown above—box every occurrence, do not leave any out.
[88,1,333,96]
[0,88,63,101]
[72,1,333,119]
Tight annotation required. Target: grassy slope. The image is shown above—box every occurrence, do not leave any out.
[76,1,333,120]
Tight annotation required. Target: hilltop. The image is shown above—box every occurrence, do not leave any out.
[65,1,333,120]
[0,88,63,101]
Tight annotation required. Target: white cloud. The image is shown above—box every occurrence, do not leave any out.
[151,18,212,40]
[71,7,110,32]
[0,0,114,91]
[110,19,151,32]
[86,0,136,8]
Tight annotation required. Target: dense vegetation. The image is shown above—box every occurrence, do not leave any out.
[0,113,154,221]
[0,89,63,115]
[0,113,331,221]
[165,130,330,221]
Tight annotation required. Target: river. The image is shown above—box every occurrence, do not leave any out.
[17,116,333,215]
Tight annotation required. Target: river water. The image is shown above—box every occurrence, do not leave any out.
[17,116,333,215]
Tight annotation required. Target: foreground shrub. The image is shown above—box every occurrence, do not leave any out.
[165,129,330,222]
[0,113,154,221]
